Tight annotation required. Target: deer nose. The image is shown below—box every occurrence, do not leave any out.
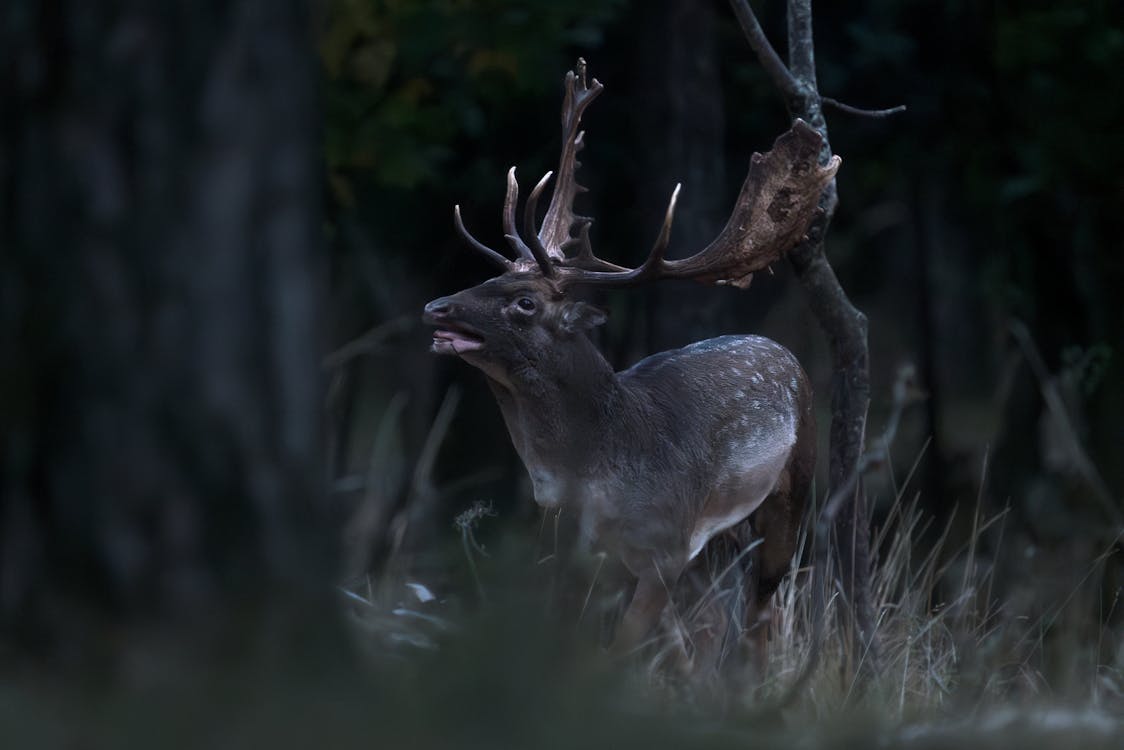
[423,296,458,322]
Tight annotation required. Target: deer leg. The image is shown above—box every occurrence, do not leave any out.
[744,478,800,683]
[750,616,769,685]
[613,570,672,655]
[741,551,768,684]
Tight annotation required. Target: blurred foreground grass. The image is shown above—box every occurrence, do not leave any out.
[3,493,1120,749]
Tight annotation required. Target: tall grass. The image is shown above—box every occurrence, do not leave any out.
[342,442,1123,747]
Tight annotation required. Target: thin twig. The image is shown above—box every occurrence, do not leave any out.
[727,0,804,100]
[822,97,907,119]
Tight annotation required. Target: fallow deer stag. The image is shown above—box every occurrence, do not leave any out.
[424,61,838,668]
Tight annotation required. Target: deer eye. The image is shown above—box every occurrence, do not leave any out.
[515,297,536,312]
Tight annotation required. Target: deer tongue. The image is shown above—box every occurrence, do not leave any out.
[432,329,484,355]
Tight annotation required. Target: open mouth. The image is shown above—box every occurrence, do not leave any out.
[431,327,484,355]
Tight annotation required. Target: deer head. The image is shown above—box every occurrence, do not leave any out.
[423,270,607,393]
[425,59,839,383]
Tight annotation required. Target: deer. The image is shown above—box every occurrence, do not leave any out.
[424,61,838,675]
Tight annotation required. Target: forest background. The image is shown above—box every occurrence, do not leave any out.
[1,0,1121,746]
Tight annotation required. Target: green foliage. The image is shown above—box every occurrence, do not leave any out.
[984,4,1124,333]
[995,5,1124,199]
[321,0,625,195]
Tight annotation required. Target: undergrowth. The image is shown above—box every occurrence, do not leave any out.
[341,450,1124,748]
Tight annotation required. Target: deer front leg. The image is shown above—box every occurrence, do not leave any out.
[613,572,670,654]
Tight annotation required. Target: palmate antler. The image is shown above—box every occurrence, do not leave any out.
[454,60,840,289]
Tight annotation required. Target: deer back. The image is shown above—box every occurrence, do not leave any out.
[614,335,812,563]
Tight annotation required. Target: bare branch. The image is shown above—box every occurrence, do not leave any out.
[727,0,803,100]
[822,97,907,119]
[786,0,817,86]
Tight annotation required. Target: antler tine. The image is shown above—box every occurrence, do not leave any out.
[524,172,558,276]
[557,185,681,286]
[454,205,512,271]
[572,220,629,272]
[645,183,681,270]
[502,167,535,260]
[538,59,605,262]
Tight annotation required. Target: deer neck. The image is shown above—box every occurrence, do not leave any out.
[486,335,623,507]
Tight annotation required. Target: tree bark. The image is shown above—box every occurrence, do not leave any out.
[728,0,878,674]
[784,0,878,674]
[0,1,333,661]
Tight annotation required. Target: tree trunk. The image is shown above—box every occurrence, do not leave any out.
[0,0,333,661]
[781,0,878,675]
[634,0,727,351]
[726,0,879,675]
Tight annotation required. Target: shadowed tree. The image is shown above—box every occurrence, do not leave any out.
[0,0,334,661]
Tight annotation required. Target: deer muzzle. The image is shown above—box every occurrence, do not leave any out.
[423,296,485,356]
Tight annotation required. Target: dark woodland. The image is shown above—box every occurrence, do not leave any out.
[1,0,1122,746]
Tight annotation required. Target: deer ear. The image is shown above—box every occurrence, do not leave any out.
[560,301,608,333]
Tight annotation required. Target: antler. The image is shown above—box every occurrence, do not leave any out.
[453,167,555,276]
[536,58,604,263]
[451,62,840,290]
[452,59,602,277]
[555,120,840,289]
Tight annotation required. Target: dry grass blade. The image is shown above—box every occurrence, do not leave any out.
[342,391,409,577]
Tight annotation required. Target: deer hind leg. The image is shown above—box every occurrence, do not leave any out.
[746,415,815,682]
